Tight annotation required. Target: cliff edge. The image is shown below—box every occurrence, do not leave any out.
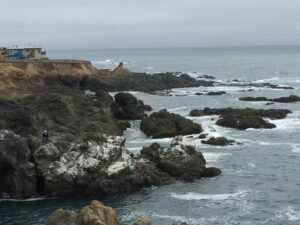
[0,59,103,89]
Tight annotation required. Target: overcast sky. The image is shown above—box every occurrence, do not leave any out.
[1,0,300,49]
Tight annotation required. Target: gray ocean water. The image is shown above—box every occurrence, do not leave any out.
[1,46,300,225]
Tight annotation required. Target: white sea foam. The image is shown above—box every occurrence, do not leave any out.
[272,115,300,132]
[0,197,57,202]
[275,206,300,221]
[292,144,300,153]
[92,59,117,65]
[170,189,248,201]
[121,210,216,225]
[84,90,95,95]
[143,66,154,70]
[202,152,232,163]
[168,106,190,112]
[92,59,132,66]
[253,76,280,83]
[127,137,172,145]
[248,163,256,168]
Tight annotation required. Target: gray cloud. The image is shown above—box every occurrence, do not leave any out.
[1,0,300,49]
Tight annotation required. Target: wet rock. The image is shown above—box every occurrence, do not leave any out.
[239,95,300,103]
[216,114,276,130]
[34,135,172,197]
[189,107,291,119]
[189,109,206,117]
[142,136,207,178]
[266,102,275,105]
[201,137,236,146]
[198,133,208,139]
[202,167,222,177]
[113,92,150,120]
[198,75,216,80]
[217,81,294,90]
[0,130,37,198]
[206,91,226,96]
[80,72,214,93]
[140,109,202,138]
[239,96,268,101]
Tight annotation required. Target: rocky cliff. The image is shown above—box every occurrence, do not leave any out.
[0,60,104,89]
[0,60,221,199]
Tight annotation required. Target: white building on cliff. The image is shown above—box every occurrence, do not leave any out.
[0,46,47,59]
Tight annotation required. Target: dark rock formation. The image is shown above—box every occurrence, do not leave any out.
[239,95,300,103]
[33,135,172,197]
[113,92,151,120]
[0,130,37,198]
[189,107,291,119]
[217,81,294,89]
[198,133,208,139]
[206,91,226,96]
[201,137,236,146]
[140,109,202,138]
[197,75,216,80]
[141,136,221,181]
[40,73,214,93]
[141,136,220,181]
[189,107,291,130]
[0,88,124,138]
[216,114,276,130]
[202,167,222,177]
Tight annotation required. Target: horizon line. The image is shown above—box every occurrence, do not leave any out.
[46,44,300,52]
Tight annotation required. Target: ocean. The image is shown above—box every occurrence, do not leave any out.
[1,46,300,225]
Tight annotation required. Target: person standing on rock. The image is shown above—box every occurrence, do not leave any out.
[42,130,49,144]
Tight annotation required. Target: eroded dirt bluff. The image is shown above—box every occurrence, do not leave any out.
[0,59,104,89]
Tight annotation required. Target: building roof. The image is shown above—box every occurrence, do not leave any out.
[7,47,42,50]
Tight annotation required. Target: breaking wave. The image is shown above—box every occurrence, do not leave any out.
[275,206,300,221]
[170,189,248,201]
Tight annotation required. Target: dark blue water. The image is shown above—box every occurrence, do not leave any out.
[1,46,300,225]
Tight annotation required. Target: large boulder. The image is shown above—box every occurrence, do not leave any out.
[201,137,236,146]
[141,136,209,179]
[140,110,202,138]
[46,200,120,225]
[202,167,222,177]
[34,135,172,197]
[0,130,37,198]
[46,200,195,225]
[216,114,276,130]
[113,92,151,120]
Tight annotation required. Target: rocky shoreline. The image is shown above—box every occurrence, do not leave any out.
[1,60,299,224]
[0,88,220,199]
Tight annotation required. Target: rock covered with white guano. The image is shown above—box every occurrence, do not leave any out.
[141,136,210,180]
[34,134,173,196]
